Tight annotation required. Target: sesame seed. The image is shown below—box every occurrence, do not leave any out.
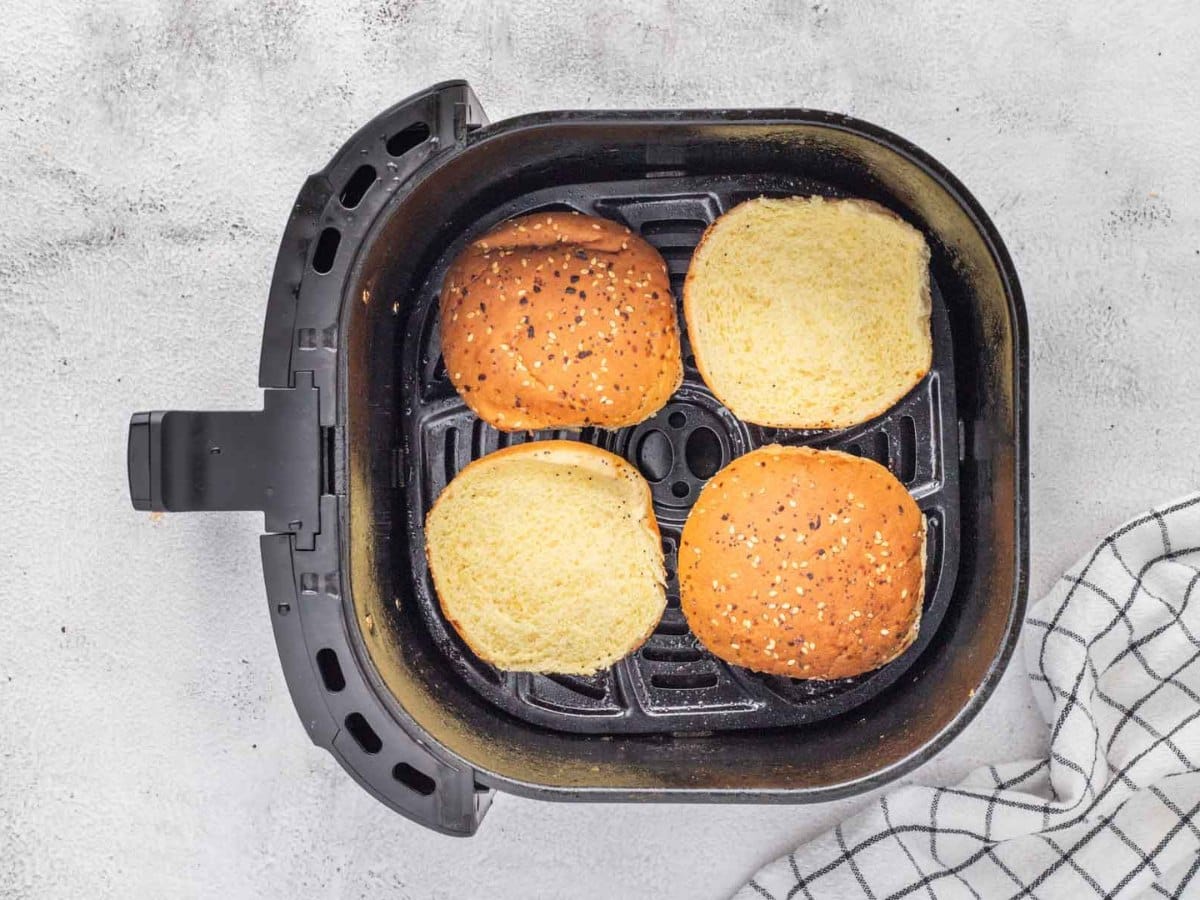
[730,642,740,650]
[881,629,890,636]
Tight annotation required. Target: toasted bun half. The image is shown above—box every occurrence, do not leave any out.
[424,441,667,674]
[683,196,932,429]
[439,212,683,431]
[679,445,925,679]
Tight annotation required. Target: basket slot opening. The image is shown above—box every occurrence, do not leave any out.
[340,165,377,210]
[640,218,707,249]
[872,431,891,466]
[316,648,345,693]
[443,427,459,486]
[312,227,341,274]
[899,416,918,483]
[392,762,436,796]
[543,674,608,700]
[650,672,718,690]
[345,713,382,754]
[387,121,431,157]
[641,645,703,663]
[654,618,690,636]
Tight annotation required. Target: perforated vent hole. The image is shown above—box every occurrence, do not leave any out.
[651,672,718,690]
[642,645,703,663]
[899,416,918,483]
[387,121,431,157]
[525,202,582,215]
[655,618,690,636]
[339,164,377,209]
[392,762,436,796]
[312,227,341,274]
[671,481,690,498]
[872,431,891,466]
[640,218,707,249]
[545,674,608,700]
[344,713,382,754]
[685,426,722,479]
[315,648,345,693]
[636,430,673,483]
[431,355,448,383]
[443,427,459,486]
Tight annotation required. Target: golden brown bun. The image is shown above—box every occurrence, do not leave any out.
[424,441,666,675]
[680,446,925,679]
[683,196,932,429]
[439,213,683,431]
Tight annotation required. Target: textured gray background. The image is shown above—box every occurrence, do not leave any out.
[2,1,1199,897]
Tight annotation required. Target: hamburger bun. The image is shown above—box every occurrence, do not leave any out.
[679,445,925,679]
[440,212,683,431]
[424,441,666,675]
[683,196,932,429]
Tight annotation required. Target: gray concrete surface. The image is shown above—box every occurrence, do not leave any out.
[2,1,1199,897]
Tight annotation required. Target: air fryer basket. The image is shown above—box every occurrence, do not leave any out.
[128,82,1028,835]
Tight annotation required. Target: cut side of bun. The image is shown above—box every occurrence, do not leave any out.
[680,445,925,679]
[439,212,683,431]
[424,441,666,675]
[684,196,932,429]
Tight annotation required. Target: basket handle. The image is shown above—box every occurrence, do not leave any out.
[126,374,321,546]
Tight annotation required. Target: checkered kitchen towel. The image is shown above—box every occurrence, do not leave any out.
[737,495,1200,899]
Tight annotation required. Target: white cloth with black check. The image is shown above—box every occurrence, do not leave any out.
[737,494,1200,899]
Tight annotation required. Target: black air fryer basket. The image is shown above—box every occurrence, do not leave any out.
[127,82,1028,835]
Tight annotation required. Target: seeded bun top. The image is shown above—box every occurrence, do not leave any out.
[679,445,925,679]
[439,212,683,431]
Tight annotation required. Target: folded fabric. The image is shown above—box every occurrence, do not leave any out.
[737,494,1200,899]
